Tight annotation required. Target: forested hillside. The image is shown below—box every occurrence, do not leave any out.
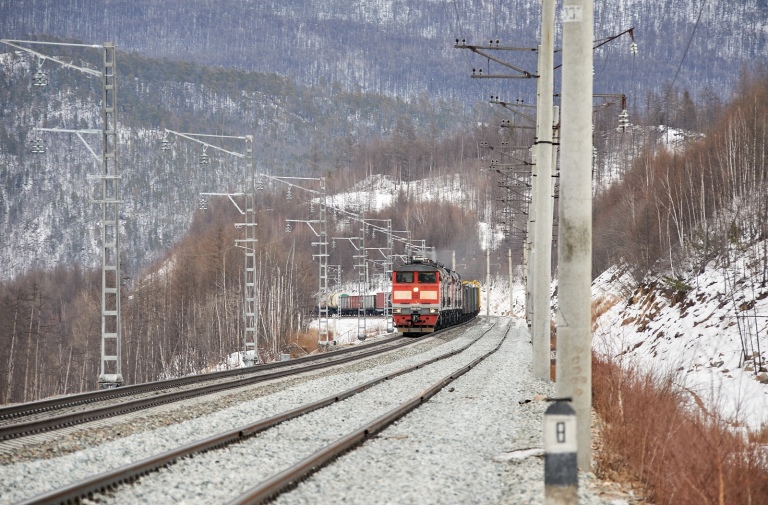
[1,0,765,108]
[593,72,768,281]
[0,43,479,280]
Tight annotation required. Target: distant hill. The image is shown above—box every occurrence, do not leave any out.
[1,0,766,108]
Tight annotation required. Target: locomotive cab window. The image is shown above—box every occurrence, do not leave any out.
[396,272,414,283]
[417,272,436,283]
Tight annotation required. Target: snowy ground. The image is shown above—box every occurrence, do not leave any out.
[591,263,768,433]
[312,315,395,345]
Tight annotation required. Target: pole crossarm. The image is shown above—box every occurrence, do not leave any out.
[331,235,364,251]
[593,93,627,107]
[489,98,537,124]
[492,160,534,168]
[501,120,536,130]
[164,129,248,158]
[286,219,323,238]
[365,247,391,260]
[482,141,531,152]
[593,27,635,51]
[1,39,103,77]
[258,173,323,195]
[34,127,102,163]
[201,192,246,215]
[497,174,533,185]
[553,27,636,70]
[454,40,538,78]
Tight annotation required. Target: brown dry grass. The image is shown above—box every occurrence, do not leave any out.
[592,356,768,505]
[592,294,618,327]
[293,328,324,355]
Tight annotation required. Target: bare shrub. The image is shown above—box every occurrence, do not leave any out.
[593,356,768,504]
[294,329,320,356]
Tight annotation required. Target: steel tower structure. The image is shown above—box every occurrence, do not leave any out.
[1,39,124,388]
[163,130,257,362]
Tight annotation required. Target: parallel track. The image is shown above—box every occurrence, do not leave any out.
[15,320,498,505]
[231,325,508,505]
[0,333,415,441]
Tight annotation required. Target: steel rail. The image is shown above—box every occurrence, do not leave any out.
[15,321,494,505]
[0,332,405,422]
[0,333,422,441]
[229,324,509,505]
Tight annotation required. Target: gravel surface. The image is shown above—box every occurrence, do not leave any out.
[271,318,633,505]
[0,317,641,505]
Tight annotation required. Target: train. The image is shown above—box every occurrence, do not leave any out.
[392,257,480,335]
[317,257,481,335]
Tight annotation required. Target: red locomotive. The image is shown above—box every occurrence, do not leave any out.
[392,257,480,335]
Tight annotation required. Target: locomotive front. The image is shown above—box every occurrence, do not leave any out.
[392,258,448,335]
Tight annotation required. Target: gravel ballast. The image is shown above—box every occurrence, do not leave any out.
[0,317,636,504]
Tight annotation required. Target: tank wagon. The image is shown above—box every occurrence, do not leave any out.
[320,292,391,316]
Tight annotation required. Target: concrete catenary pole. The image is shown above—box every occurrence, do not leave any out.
[486,248,491,316]
[509,249,513,317]
[556,0,594,470]
[532,0,556,380]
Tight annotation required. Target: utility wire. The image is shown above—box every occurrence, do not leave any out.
[669,0,708,92]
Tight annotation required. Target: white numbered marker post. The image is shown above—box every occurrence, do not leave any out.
[544,399,578,504]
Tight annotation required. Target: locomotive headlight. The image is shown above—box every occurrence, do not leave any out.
[393,308,402,314]
[413,287,419,292]
[430,308,438,313]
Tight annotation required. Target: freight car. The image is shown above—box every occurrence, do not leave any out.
[391,257,480,335]
[320,292,391,316]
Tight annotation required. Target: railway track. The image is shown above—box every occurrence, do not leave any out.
[0,332,419,442]
[7,320,503,505]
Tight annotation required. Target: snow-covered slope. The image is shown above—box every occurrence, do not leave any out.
[592,259,768,432]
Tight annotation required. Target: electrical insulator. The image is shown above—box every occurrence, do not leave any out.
[30,138,45,153]
[630,42,638,56]
[618,109,630,131]
[32,70,48,87]
[161,137,171,151]
[286,187,292,200]
[199,146,209,166]
[285,223,292,233]
[199,197,207,211]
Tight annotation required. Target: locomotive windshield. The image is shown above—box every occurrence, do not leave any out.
[396,272,414,283]
[417,272,437,283]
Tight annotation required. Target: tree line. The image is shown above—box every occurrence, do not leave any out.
[593,71,768,280]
